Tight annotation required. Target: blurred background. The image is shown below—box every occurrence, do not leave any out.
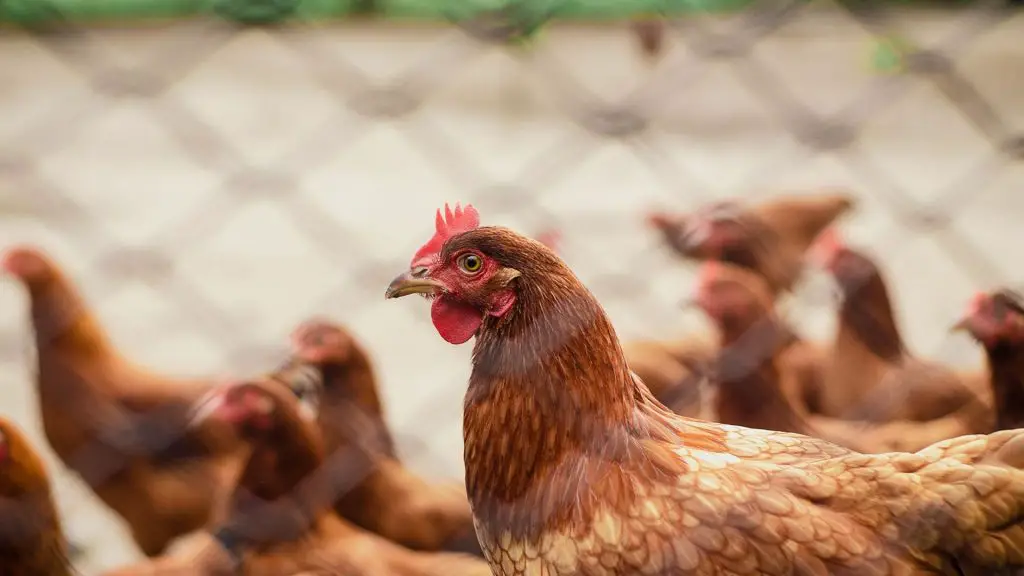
[0,0,1022,572]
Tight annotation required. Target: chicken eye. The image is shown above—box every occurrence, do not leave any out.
[458,253,483,274]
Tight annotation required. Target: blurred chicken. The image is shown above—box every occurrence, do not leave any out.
[387,202,1024,575]
[647,190,855,294]
[105,378,490,575]
[956,289,1024,431]
[272,319,480,556]
[628,191,852,416]
[693,261,827,434]
[693,260,914,453]
[0,417,73,576]
[2,246,246,556]
[808,229,992,436]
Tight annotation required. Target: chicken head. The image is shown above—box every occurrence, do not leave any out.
[955,289,1024,432]
[190,379,318,440]
[191,378,327,507]
[954,289,1024,346]
[807,227,887,301]
[281,318,394,455]
[691,260,775,332]
[647,200,747,260]
[386,202,523,345]
[289,319,354,365]
[0,246,59,287]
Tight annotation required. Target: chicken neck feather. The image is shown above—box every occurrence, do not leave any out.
[984,341,1024,431]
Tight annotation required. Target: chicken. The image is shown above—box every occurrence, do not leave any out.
[270,318,480,556]
[647,190,855,294]
[691,260,837,437]
[386,202,1024,575]
[105,377,491,576]
[955,289,1024,431]
[0,416,73,576]
[626,258,907,454]
[628,192,852,416]
[807,229,992,435]
[1,246,247,556]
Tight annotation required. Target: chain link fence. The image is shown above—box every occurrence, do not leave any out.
[0,1,1022,573]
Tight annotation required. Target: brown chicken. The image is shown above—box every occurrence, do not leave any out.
[2,246,246,556]
[386,202,1024,575]
[0,417,73,576]
[808,229,992,437]
[659,259,917,454]
[647,191,855,294]
[105,378,490,576]
[628,192,852,415]
[270,318,480,556]
[692,261,833,435]
[955,289,1024,431]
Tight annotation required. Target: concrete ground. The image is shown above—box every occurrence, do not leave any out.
[0,5,1022,573]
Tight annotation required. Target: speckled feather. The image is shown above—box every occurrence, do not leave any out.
[427,226,1024,576]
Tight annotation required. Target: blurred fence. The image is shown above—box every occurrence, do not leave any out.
[0,0,1023,573]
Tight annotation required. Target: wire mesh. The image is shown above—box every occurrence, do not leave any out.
[0,1,1022,573]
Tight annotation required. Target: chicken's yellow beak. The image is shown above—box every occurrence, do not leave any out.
[385,269,444,299]
[678,296,700,311]
[949,317,970,333]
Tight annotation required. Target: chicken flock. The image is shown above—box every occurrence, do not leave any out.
[2,193,1024,575]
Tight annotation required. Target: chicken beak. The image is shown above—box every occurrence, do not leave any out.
[949,317,970,333]
[385,269,444,299]
[679,296,701,311]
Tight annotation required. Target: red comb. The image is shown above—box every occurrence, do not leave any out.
[965,291,988,314]
[410,203,480,267]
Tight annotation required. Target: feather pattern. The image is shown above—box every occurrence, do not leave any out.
[398,224,1024,576]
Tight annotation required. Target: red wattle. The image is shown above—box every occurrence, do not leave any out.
[431,296,484,345]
